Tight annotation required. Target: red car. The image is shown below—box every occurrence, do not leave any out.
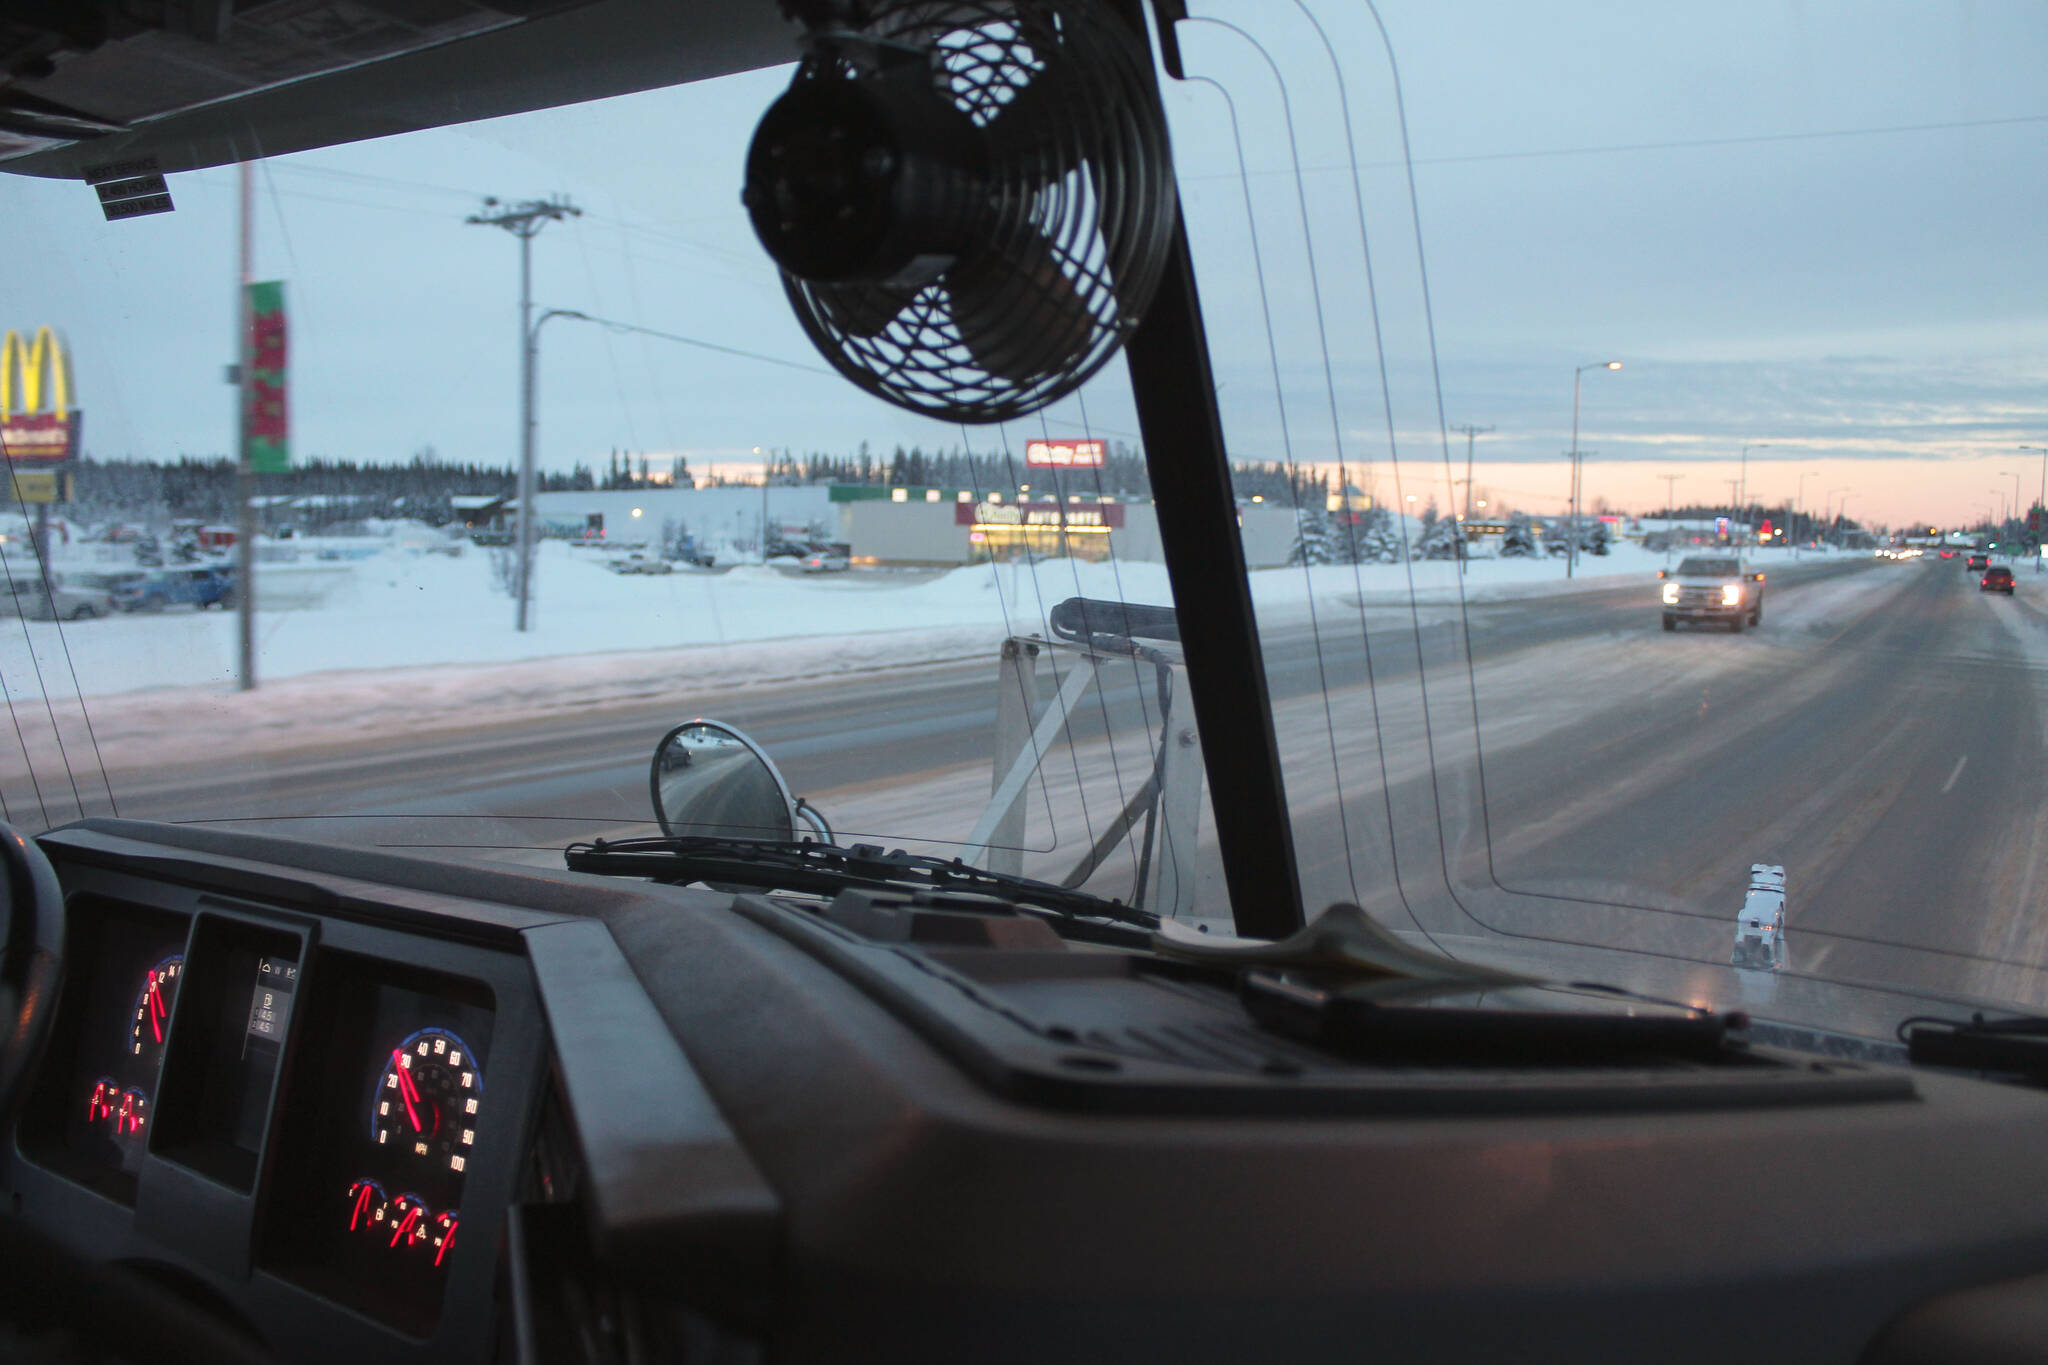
[1981,566,2015,594]
[1939,549,1957,559]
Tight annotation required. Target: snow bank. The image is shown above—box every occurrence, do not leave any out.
[0,539,1879,773]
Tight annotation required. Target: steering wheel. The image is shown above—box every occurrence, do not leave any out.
[0,822,63,1120]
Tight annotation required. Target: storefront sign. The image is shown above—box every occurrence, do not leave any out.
[956,500,1126,530]
[0,326,79,465]
[1024,439,1106,468]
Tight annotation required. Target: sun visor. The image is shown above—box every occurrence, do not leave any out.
[0,0,797,180]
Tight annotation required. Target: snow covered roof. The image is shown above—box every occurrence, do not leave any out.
[450,494,507,510]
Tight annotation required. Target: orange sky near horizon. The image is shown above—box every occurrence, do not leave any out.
[1367,454,2048,531]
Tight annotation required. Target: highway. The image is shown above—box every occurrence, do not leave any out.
[44,553,2048,1027]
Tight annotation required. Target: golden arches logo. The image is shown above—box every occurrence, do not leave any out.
[1,327,71,422]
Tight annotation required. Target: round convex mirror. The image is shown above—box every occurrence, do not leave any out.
[650,721,797,841]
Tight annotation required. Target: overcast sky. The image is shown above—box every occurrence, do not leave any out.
[3,0,2044,528]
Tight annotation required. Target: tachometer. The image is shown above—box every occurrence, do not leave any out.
[370,1028,482,1176]
[128,956,182,1065]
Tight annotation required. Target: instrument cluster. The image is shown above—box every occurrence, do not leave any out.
[19,894,501,1341]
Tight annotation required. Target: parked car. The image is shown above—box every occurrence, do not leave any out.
[607,553,674,575]
[798,544,851,573]
[0,574,114,621]
[111,565,237,612]
[1981,566,2015,595]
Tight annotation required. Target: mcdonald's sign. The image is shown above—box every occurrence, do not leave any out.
[0,326,80,465]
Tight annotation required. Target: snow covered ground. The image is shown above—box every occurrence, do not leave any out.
[0,535,1854,773]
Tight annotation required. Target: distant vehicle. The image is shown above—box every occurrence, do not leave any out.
[671,535,716,569]
[1966,553,1990,572]
[0,574,113,621]
[1980,566,2015,595]
[1732,864,1787,971]
[111,565,237,612]
[799,544,851,573]
[608,554,674,576]
[1659,555,1765,632]
[1939,549,1957,559]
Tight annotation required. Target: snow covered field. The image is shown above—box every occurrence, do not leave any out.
[0,536,1856,773]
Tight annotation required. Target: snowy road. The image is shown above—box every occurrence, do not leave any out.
[25,551,2048,1033]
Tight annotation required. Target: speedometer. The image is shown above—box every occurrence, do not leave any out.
[370,1028,482,1176]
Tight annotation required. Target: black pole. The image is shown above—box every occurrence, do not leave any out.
[1108,0,1303,940]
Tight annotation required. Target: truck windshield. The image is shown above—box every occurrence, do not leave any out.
[1676,558,1740,576]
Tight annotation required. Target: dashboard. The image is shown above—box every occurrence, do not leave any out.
[12,818,2048,1365]
[6,828,547,1360]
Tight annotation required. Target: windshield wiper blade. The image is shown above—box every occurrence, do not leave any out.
[1902,1011,2048,1080]
[564,836,1160,932]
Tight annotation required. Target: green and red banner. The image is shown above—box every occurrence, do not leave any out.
[244,281,288,473]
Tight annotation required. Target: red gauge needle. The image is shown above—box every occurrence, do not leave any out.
[350,1185,373,1231]
[390,1206,421,1248]
[434,1220,457,1267]
[392,1050,423,1131]
[148,982,164,1043]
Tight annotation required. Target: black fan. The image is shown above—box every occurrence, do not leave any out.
[743,0,1177,425]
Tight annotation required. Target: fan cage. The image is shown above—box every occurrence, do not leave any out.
[785,0,1176,425]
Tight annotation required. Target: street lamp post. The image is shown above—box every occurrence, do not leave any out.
[1738,442,1768,543]
[509,307,594,630]
[1450,423,1492,577]
[754,445,769,560]
[1656,473,1683,563]
[2022,445,2047,572]
[1794,471,1815,557]
[1566,360,1622,579]
[1827,487,1851,546]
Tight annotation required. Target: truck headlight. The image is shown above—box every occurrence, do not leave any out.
[1662,583,1680,604]
[1721,584,1743,606]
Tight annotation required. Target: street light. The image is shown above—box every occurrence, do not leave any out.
[754,445,773,560]
[1566,360,1621,579]
[1794,470,1816,558]
[1738,442,1769,540]
[1655,473,1683,563]
[2021,445,2047,572]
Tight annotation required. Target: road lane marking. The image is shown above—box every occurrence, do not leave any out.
[1942,755,1968,794]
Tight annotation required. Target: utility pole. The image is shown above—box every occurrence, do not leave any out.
[235,162,255,691]
[1724,479,1741,545]
[1450,423,1492,577]
[1566,361,1621,580]
[2022,445,2046,572]
[467,194,580,632]
[1737,442,1768,546]
[1656,473,1683,563]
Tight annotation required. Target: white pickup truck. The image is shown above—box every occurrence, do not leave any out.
[1659,554,1766,631]
[1731,864,1787,970]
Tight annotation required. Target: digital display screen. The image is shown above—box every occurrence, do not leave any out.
[148,915,303,1192]
[246,955,298,1041]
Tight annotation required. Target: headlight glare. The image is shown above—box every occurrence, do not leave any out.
[1662,583,1680,604]
[1721,584,1743,606]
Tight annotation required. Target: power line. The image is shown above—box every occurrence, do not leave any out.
[1185,111,2048,183]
